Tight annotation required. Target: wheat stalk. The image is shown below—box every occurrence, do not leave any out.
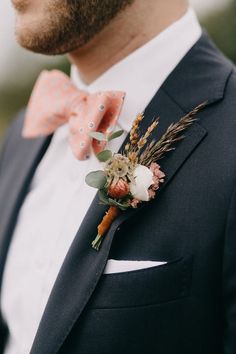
[140,102,207,166]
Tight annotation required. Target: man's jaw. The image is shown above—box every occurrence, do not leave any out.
[11,0,30,12]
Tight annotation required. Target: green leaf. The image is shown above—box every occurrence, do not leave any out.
[98,190,110,205]
[96,150,112,162]
[108,198,130,211]
[89,132,107,141]
[108,130,124,142]
[85,171,107,189]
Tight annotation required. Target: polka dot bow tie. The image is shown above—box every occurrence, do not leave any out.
[22,70,126,160]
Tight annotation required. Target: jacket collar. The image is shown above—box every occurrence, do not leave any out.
[162,30,233,112]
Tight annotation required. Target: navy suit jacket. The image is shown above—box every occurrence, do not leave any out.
[0,33,236,354]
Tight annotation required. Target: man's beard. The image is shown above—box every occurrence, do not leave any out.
[15,0,134,55]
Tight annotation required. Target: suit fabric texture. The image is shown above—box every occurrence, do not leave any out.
[0,33,236,354]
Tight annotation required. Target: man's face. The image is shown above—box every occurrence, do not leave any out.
[12,0,134,55]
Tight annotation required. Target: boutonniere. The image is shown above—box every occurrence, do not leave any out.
[86,103,206,251]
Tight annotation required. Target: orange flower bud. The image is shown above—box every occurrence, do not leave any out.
[108,179,130,198]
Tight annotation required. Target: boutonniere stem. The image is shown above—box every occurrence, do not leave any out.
[86,102,206,251]
[92,206,120,250]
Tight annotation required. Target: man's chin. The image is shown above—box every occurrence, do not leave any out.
[15,25,80,56]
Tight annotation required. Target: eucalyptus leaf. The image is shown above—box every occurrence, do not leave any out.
[96,150,112,162]
[98,190,110,205]
[108,198,130,211]
[85,171,107,189]
[108,130,124,142]
[89,131,107,141]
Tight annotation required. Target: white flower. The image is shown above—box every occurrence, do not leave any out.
[130,165,153,201]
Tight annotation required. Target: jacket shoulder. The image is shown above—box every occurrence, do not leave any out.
[0,110,26,174]
[1,110,26,149]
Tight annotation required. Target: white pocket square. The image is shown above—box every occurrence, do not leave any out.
[104,259,167,274]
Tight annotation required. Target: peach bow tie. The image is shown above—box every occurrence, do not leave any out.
[22,70,126,160]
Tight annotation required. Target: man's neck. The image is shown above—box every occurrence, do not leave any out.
[68,0,188,85]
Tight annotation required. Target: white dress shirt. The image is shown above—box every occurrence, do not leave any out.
[1,8,201,354]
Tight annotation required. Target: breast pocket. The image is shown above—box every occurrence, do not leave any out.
[88,255,193,309]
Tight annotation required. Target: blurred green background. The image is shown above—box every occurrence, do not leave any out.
[0,61,70,135]
[203,0,236,62]
[0,0,235,136]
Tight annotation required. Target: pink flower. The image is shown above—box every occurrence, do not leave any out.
[150,163,165,181]
[148,163,165,195]
[108,179,130,199]
[130,198,140,208]
[148,189,156,199]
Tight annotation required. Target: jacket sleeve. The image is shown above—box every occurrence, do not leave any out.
[0,111,26,177]
[223,183,236,353]
[0,126,11,177]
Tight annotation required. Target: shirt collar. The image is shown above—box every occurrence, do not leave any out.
[71,7,202,132]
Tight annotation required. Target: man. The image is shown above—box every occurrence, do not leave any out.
[0,0,236,353]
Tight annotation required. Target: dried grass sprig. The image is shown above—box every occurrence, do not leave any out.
[129,113,144,145]
[140,102,206,166]
[137,120,159,151]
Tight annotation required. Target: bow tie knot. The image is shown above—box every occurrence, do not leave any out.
[22,70,126,160]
